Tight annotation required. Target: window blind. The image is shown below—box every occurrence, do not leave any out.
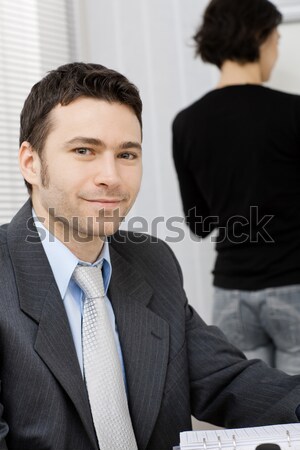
[0,0,76,224]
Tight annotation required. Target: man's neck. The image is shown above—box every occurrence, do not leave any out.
[217,60,263,88]
[56,232,105,263]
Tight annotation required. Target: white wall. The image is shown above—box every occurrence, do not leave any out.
[76,0,300,323]
[269,21,300,94]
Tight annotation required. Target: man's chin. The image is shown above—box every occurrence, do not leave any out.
[65,225,119,243]
[87,220,123,238]
[97,223,122,237]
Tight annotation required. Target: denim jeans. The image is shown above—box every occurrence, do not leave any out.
[213,285,300,375]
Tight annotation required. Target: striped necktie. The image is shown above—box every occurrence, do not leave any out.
[72,264,137,450]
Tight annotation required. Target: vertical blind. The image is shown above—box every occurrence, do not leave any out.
[0,0,76,224]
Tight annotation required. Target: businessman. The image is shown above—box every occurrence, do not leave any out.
[1,62,300,450]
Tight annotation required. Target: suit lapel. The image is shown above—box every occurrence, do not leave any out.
[7,201,98,449]
[109,244,170,450]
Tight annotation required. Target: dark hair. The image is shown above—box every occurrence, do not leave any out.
[193,0,282,68]
[20,62,143,193]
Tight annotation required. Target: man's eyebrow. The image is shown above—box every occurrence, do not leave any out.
[65,137,104,146]
[119,141,142,151]
[65,137,142,151]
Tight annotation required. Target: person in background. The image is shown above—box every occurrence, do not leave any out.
[172,0,300,374]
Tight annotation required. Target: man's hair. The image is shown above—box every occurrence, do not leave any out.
[193,0,282,68]
[20,62,143,194]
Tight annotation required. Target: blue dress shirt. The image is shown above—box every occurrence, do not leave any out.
[33,211,125,380]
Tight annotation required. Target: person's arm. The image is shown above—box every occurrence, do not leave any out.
[172,116,216,238]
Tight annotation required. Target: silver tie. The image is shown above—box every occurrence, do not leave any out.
[73,264,137,450]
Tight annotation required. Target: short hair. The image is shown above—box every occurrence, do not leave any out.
[193,0,282,68]
[20,62,143,193]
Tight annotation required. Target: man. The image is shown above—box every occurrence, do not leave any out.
[0,63,300,450]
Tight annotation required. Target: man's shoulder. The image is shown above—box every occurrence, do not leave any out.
[109,230,181,276]
[109,231,185,303]
[110,230,170,255]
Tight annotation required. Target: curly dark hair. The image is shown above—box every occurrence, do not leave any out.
[20,62,143,193]
[193,0,282,68]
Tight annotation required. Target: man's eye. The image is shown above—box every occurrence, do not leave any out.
[75,148,92,155]
[119,152,136,160]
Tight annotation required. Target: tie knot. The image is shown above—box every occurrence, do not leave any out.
[72,263,105,299]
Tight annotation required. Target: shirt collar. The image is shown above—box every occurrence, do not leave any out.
[32,209,112,298]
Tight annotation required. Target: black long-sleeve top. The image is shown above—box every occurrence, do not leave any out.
[173,85,300,290]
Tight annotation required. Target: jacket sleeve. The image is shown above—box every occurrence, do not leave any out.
[185,303,300,427]
[164,240,300,427]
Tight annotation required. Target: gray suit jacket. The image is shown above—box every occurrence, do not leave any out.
[1,200,300,450]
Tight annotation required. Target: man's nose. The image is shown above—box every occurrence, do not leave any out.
[93,153,121,187]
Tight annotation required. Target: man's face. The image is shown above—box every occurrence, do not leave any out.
[31,97,142,240]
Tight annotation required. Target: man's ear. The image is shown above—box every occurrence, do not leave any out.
[18,141,40,187]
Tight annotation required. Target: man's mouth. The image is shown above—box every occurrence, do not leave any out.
[84,198,123,208]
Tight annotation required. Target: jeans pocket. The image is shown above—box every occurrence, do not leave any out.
[265,287,300,351]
